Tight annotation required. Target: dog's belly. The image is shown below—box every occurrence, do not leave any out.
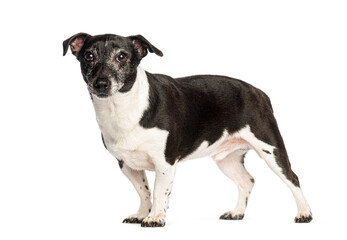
[104,127,251,170]
[181,130,250,162]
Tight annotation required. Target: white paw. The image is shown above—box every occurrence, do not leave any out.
[295,210,312,223]
[122,211,150,224]
[141,214,165,227]
[219,211,245,220]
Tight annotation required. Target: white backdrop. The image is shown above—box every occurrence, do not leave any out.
[1,0,346,239]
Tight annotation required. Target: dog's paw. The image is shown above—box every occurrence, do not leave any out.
[219,211,244,220]
[141,215,165,227]
[295,211,313,223]
[123,217,144,224]
[122,212,149,224]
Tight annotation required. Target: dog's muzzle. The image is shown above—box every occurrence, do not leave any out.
[92,78,110,97]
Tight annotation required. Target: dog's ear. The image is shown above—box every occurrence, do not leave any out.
[128,35,163,59]
[63,33,91,56]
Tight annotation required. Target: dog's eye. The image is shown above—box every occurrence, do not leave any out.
[84,52,94,62]
[116,54,127,63]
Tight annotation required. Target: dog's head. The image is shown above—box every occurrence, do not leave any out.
[63,33,163,98]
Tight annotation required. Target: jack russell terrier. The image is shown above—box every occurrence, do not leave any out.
[63,33,312,227]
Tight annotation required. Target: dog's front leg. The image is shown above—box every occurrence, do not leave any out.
[141,162,177,227]
[120,161,152,224]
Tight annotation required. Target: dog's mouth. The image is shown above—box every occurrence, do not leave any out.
[88,85,111,99]
[92,92,110,99]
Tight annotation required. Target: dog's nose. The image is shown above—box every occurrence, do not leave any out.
[93,78,110,92]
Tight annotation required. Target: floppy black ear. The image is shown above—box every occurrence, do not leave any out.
[128,35,163,58]
[63,33,91,56]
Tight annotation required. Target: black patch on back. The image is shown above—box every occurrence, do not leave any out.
[140,71,294,178]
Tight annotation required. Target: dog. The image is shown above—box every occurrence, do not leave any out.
[63,33,312,227]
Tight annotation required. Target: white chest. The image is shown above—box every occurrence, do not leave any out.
[91,67,169,171]
[101,118,168,171]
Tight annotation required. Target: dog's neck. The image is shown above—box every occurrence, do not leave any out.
[91,67,150,133]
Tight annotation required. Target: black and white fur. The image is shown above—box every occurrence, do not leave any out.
[63,33,312,227]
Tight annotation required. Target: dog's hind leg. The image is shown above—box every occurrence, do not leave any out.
[258,147,312,223]
[239,125,312,223]
[216,149,254,220]
[120,162,152,224]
